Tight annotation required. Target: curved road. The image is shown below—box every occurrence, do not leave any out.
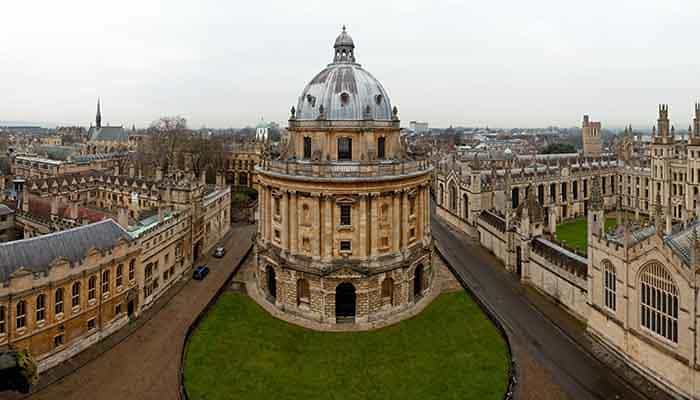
[432,215,659,400]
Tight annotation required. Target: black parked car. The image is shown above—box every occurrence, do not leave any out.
[193,265,209,280]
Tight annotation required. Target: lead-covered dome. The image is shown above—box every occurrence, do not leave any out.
[295,26,394,121]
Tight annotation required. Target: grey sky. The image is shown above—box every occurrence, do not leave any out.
[2,0,700,129]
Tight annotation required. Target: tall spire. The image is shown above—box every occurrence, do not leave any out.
[96,98,102,129]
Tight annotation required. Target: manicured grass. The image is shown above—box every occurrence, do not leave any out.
[184,292,509,400]
[555,216,617,252]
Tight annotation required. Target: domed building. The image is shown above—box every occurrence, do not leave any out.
[255,27,434,327]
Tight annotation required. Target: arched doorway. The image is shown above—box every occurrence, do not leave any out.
[266,266,277,300]
[335,282,356,323]
[414,264,424,300]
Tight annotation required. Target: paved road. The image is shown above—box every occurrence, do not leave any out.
[432,216,649,400]
[24,224,255,400]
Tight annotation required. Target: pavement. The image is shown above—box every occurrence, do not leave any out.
[432,215,674,400]
[11,224,255,400]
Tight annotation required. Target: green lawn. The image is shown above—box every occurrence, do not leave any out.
[555,216,618,252]
[184,292,509,400]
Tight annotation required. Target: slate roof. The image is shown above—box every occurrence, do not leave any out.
[0,204,12,216]
[88,126,129,142]
[665,221,700,266]
[0,219,131,282]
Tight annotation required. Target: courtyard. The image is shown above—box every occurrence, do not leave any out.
[183,291,509,400]
[555,215,618,252]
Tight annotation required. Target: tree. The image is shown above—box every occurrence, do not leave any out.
[140,116,189,174]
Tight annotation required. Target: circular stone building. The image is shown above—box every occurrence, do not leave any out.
[255,27,434,327]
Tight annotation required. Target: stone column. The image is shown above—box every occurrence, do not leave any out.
[402,189,409,246]
[281,190,289,250]
[259,185,266,241]
[312,193,321,260]
[359,193,368,257]
[371,192,380,257]
[323,194,333,260]
[290,191,298,254]
[393,191,401,252]
[266,188,273,242]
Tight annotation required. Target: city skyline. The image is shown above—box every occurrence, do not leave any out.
[2,0,700,129]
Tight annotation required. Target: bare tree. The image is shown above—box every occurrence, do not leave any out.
[141,116,189,173]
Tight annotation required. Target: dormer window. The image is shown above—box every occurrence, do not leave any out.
[340,92,350,105]
[375,94,383,105]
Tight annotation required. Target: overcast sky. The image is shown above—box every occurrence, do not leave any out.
[2,0,700,129]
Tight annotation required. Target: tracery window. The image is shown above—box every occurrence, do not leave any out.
[603,261,616,312]
[640,262,679,343]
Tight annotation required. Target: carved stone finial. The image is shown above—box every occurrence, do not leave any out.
[290,106,296,118]
[392,106,398,118]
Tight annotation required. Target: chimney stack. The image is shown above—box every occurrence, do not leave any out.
[117,207,129,229]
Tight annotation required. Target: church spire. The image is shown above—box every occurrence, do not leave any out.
[96,98,102,129]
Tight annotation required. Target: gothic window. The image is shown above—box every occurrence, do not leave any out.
[338,137,352,160]
[340,204,351,226]
[449,184,457,211]
[463,194,469,218]
[36,294,46,322]
[303,137,312,159]
[377,137,386,159]
[55,288,64,315]
[439,184,444,206]
[640,262,679,343]
[72,282,81,308]
[603,261,616,312]
[573,181,578,200]
[297,279,310,307]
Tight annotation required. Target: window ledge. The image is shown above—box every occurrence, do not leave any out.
[337,225,354,232]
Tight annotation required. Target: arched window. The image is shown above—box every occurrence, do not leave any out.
[102,270,110,295]
[301,204,311,226]
[16,301,26,329]
[338,137,352,160]
[72,282,81,308]
[88,276,97,300]
[449,184,457,211]
[603,261,616,312]
[55,288,64,315]
[381,278,394,305]
[640,262,679,343]
[0,306,5,334]
[36,294,46,322]
[297,279,310,307]
[381,204,389,223]
[377,137,386,159]
[129,260,136,282]
[116,264,123,288]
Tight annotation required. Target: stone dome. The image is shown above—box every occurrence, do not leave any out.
[295,27,394,121]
